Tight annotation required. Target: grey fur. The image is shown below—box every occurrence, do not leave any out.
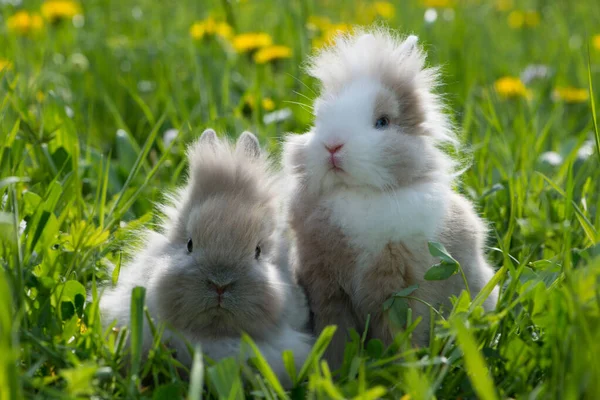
[99,130,312,382]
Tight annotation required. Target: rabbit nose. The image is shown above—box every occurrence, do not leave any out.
[325,143,344,154]
[208,280,229,295]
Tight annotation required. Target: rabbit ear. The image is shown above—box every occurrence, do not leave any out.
[236,131,261,159]
[187,128,218,168]
[400,35,418,54]
[199,128,217,145]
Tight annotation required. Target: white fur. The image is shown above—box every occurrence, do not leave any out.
[306,79,408,194]
[325,179,451,257]
[307,28,457,145]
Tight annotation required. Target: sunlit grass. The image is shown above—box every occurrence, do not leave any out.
[1,0,599,398]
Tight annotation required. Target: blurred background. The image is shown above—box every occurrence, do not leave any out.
[1,0,599,267]
[2,0,598,144]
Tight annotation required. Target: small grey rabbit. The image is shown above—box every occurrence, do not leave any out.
[99,129,312,382]
[282,29,498,368]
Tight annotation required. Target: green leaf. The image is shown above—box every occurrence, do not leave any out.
[392,284,419,298]
[382,297,395,311]
[59,280,86,304]
[51,147,71,174]
[387,298,410,328]
[74,293,85,317]
[428,241,459,265]
[426,242,460,280]
[60,301,75,321]
[424,262,459,281]
[60,363,97,396]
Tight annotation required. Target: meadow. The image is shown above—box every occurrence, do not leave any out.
[1,0,600,398]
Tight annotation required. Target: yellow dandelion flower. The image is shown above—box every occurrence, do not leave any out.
[400,395,411,400]
[214,21,233,39]
[78,318,88,334]
[307,15,332,32]
[0,59,12,72]
[313,23,353,49]
[494,76,530,99]
[232,32,273,52]
[41,1,81,23]
[421,0,454,8]
[262,98,275,111]
[253,45,292,64]
[7,11,44,35]
[189,23,205,40]
[594,35,600,51]
[507,10,524,29]
[36,91,45,102]
[524,10,540,27]
[374,2,395,20]
[189,18,233,41]
[552,86,589,103]
[495,0,513,12]
[242,95,276,114]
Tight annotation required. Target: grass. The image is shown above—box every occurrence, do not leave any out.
[1,0,600,398]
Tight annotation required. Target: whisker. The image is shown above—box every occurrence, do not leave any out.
[283,100,314,113]
[286,73,317,96]
[292,90,315,103]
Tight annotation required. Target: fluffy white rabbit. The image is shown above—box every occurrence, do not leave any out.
[282,29,498,368]
[99,129,312,383]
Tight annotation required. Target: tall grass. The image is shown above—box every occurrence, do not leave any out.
[1,0,599,398]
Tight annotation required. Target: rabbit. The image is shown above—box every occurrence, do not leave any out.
[282,28,498,368]
[99,129,313,384]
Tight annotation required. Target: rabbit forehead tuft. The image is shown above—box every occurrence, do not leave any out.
[307,28,428,97]
[187,137,278,204]
[188,196,275,258]
[307,27,458,146]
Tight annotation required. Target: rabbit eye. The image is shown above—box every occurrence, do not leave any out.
[255,245,261,260]
[187,238,193,253]
[374,116,390,129]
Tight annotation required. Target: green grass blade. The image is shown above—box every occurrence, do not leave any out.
[128,286,146,395]
[537,172,598,243]
[241,334,287,398]
[108,113,166,219]
[451,317,499,400]
[297,326,337,382]
[0,270,21,400]
[188,343,204,400]
[587,45,600,163]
